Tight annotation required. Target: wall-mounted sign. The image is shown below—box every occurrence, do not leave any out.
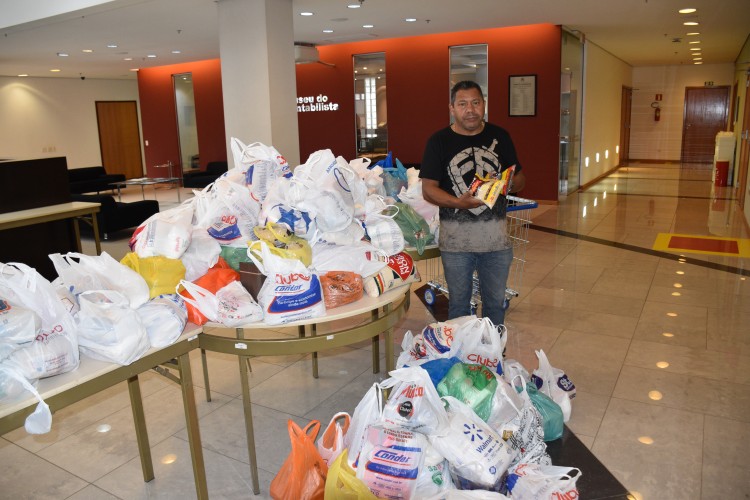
[297,94,339,112]
[509,75,537,117]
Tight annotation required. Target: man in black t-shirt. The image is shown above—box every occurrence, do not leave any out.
[420,81,526,326]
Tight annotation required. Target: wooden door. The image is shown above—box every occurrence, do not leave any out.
[96,101,143,179]
[737,75,750,210]
[619,86,632,165]
[681,86,730,163]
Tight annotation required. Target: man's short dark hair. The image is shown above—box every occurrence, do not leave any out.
[451,81,484,105]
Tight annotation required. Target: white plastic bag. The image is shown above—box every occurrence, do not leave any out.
[49,251,150,308]
[130,203,194,259]
[310,241,388,278]
[0,365,52,434]
[136,294,187,348]
[0,263,79,379]
[215,280,263,327]
[230,138,291,201]
[381,366,449,435]
[395,330,429,368]
[505,463,581,500]
[344,382,383,468]
[177,280,219,323]
[76,290,150,365]
[316,411,350,466]
[449,318,506,374]
[180,227,221,281]
[0,300,41,361]
[531,349,576,422]
[502,359,530,385]
[415,443,454,498]
[356,423,427,499]
[249,242,325,325]
[429,396,516,490]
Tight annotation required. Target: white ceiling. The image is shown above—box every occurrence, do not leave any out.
[1,0,748,80]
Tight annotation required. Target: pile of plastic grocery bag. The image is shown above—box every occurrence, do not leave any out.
[270,315,580,499]
[126,139,437,328]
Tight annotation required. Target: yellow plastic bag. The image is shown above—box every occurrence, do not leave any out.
[248,222,313,267]
[325,450,377,500]
[120,252,186,299]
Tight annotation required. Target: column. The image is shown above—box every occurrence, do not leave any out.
[217,0,301,167]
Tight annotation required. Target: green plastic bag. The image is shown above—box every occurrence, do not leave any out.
[392,202,434,255]
[436,362,497,421]
[520,382,564,442]
[219,245,252,272]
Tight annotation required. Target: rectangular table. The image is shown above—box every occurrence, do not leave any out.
[0,325,208,499]
[110,178,182,203]
[0,201,102,255]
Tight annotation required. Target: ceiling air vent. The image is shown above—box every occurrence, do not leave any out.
[294,43,319,64]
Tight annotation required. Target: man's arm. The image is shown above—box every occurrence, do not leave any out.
[422,179,485,210]
[510,169,526,193]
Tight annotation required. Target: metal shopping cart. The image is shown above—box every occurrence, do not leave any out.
[423,195,538,313]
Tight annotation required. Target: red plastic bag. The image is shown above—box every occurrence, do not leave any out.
[270,420,328,500]
[178,257,239,325]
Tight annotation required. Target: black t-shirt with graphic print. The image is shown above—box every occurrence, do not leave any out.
[419,122,522,222]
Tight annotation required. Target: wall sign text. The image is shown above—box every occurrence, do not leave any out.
[297,94,339,112]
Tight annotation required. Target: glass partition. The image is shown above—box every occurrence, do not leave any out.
[560,30,583,194]
[354,53,387,158]
[173,72,199,172]
[450,44,488,121]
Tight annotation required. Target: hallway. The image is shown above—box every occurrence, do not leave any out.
[1,161,749,499]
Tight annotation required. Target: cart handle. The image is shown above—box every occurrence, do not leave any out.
[507,195,538,211]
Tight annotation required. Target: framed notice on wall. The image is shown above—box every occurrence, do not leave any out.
[509,75,537,117]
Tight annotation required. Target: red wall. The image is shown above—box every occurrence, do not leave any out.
[296,24,562,202]
[137,59,226,177]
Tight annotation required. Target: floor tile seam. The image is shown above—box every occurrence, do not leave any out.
[529,225,750,277]
[62,483,102,500]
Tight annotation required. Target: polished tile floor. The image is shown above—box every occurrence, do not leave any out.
[1,162,749,499]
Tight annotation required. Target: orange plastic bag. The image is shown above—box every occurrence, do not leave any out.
[178,257,239,325]
[320,271,364,309]
[270,420,328,500]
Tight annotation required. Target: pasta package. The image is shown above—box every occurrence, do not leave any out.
[363,252,421,297]
[469,165,516,208]
[320,271,364,309]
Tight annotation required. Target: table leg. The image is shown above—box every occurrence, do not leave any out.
[311,323,318,379]
[237,328,260,494]
[127,375,154,482]
[200,348,212,402]
[383,304,394,373]
[72,218,83,253]
[140,184,146,200]
[116,185,122,202]
[177,352,208,499]
[91,212,102,255]
[371,309,380,373]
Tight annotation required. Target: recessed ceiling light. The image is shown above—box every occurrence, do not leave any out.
[130,68,139,72]
[347,3,361,8]
[683,21,699,26]
[107,44,118,48]
[171,50,181,54]
[124,57,133,61]
[693,57,703,60]
[690,47,701,51]
[694,61,703,64]
[300,11,314,16]
[686,32,700,36]
[679,8,697,14]
[405,18,417,22]
[323,29,334,33]
[50,69,61,72]
[147,54,157,58]
[57,52,68,57]
[688,40,700,44]
[363,66,368,70]
[18,74,28,77]
[363,24,374,28]
[82,49,93,53]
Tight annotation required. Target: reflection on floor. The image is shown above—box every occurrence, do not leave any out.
[2,162,749,499]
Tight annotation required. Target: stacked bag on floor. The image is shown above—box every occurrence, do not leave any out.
[269,316,580,499]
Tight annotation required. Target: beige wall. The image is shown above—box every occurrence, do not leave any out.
[581,42,632,185]
[0,76,141,168]
[629,63,734,161]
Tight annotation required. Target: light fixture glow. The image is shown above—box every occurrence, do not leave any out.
[662,332,674,337]
[648,390,663,401]
[673,283,683,288]
[363,24,374,28]
[57,52,69,57]
[96,424,111,433]
[638,436,654,445]
[676,271,684,275]
[679,8,697,14]
[594,197,598,207]
[582,206,587,218]
[323,29,334,33]
[605,149,609,159]
[656,361,670,369]
[130,68,139,72]
[82,49,94,53]
[684,21,699,26]
[161,454,178,464]
[50,69,61,72]
[667,312,678,317]
[672,292,681,296]
[693,57,703,61]
[688,41,701,44]
[686,32,700,36]
[616,145,620,154]
[585,156,589,167]
[18,74,28,77]
[123,57,133,61]
[347,3,361,8]
[596,152,600,162]
[405,18,417,22]
[147,54,157,58]
[300,11,314,16]
[603,191,607,199]
[107,44,118,48]
[690,47,701,51]
[694,61,703,65]
[171,50,181,54]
